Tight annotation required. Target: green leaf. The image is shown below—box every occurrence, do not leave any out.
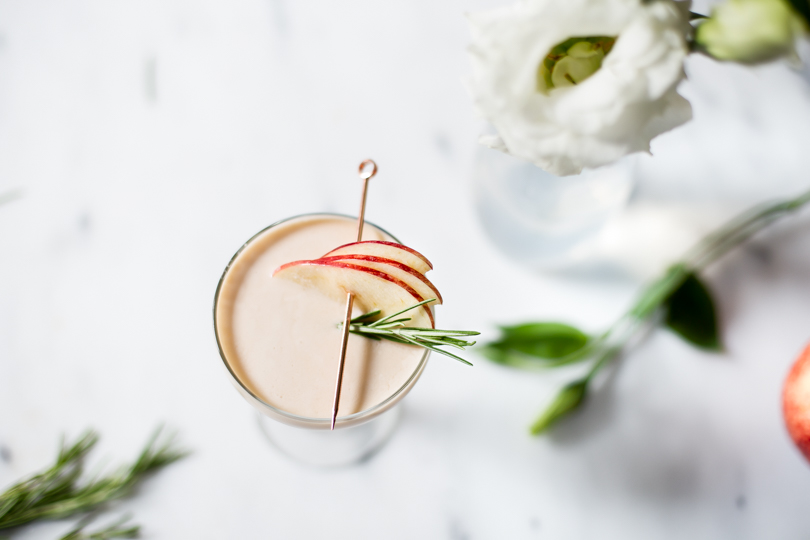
[481,344,587,370]
[663,272,721,351]
[530,379,588,435]
[786,0,810,29]
[482,322,590,368]
[499,322,589,357]
[478,345,533,368]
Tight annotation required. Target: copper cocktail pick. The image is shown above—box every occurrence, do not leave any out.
[331,159,378,430]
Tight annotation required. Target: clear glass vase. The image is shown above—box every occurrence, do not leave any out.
[473,146,635,269]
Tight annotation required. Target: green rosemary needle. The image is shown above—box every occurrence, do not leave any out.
[344,298,479,366]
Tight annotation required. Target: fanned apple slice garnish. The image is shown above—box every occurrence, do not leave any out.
[323,241,433,274]
[273,259,434,328]
[317,255,442,305]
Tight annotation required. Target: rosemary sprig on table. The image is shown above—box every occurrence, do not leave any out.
[344,299,479,366]
[59,514,140,540]
[481,187,810,434]
[0,427,188,532]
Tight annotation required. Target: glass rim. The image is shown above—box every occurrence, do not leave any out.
[213,212,430,428]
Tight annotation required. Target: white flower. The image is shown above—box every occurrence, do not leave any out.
[467,0,693,176]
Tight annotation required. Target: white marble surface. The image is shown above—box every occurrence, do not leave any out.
[2,1,810,538]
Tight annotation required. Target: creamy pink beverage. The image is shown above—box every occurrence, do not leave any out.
[214,214,429,427]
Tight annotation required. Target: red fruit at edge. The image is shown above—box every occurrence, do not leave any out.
[783,343,810,462]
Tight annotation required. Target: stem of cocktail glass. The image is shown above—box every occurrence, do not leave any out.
[331,160,378,430]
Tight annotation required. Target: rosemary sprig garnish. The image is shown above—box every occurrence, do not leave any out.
[344,298,479,365]
[0,426,188,531]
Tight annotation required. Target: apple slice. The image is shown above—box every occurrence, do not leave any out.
[317,255,442,305]
[274,259,434,328]
[323,241,433,274]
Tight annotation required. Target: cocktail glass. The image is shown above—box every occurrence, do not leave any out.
[213,213,430,467]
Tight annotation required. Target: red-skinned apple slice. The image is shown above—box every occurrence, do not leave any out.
[273,259,434,328]
[317,255,442,305]
[322,241,433,274]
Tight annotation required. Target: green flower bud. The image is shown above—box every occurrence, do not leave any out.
[696,0,806,64]
[537,36,616,94]
[530,379,588,435]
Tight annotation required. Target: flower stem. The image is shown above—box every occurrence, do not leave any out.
[583,188,810,395]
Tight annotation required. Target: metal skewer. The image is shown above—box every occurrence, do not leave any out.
[331,159,378,430]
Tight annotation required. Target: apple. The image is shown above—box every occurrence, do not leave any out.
[317,254,442,306]
[323,241,433,275]
[784,343,810,462]
[273,259,434,328]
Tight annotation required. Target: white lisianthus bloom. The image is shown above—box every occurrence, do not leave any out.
[467,0,693,176]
